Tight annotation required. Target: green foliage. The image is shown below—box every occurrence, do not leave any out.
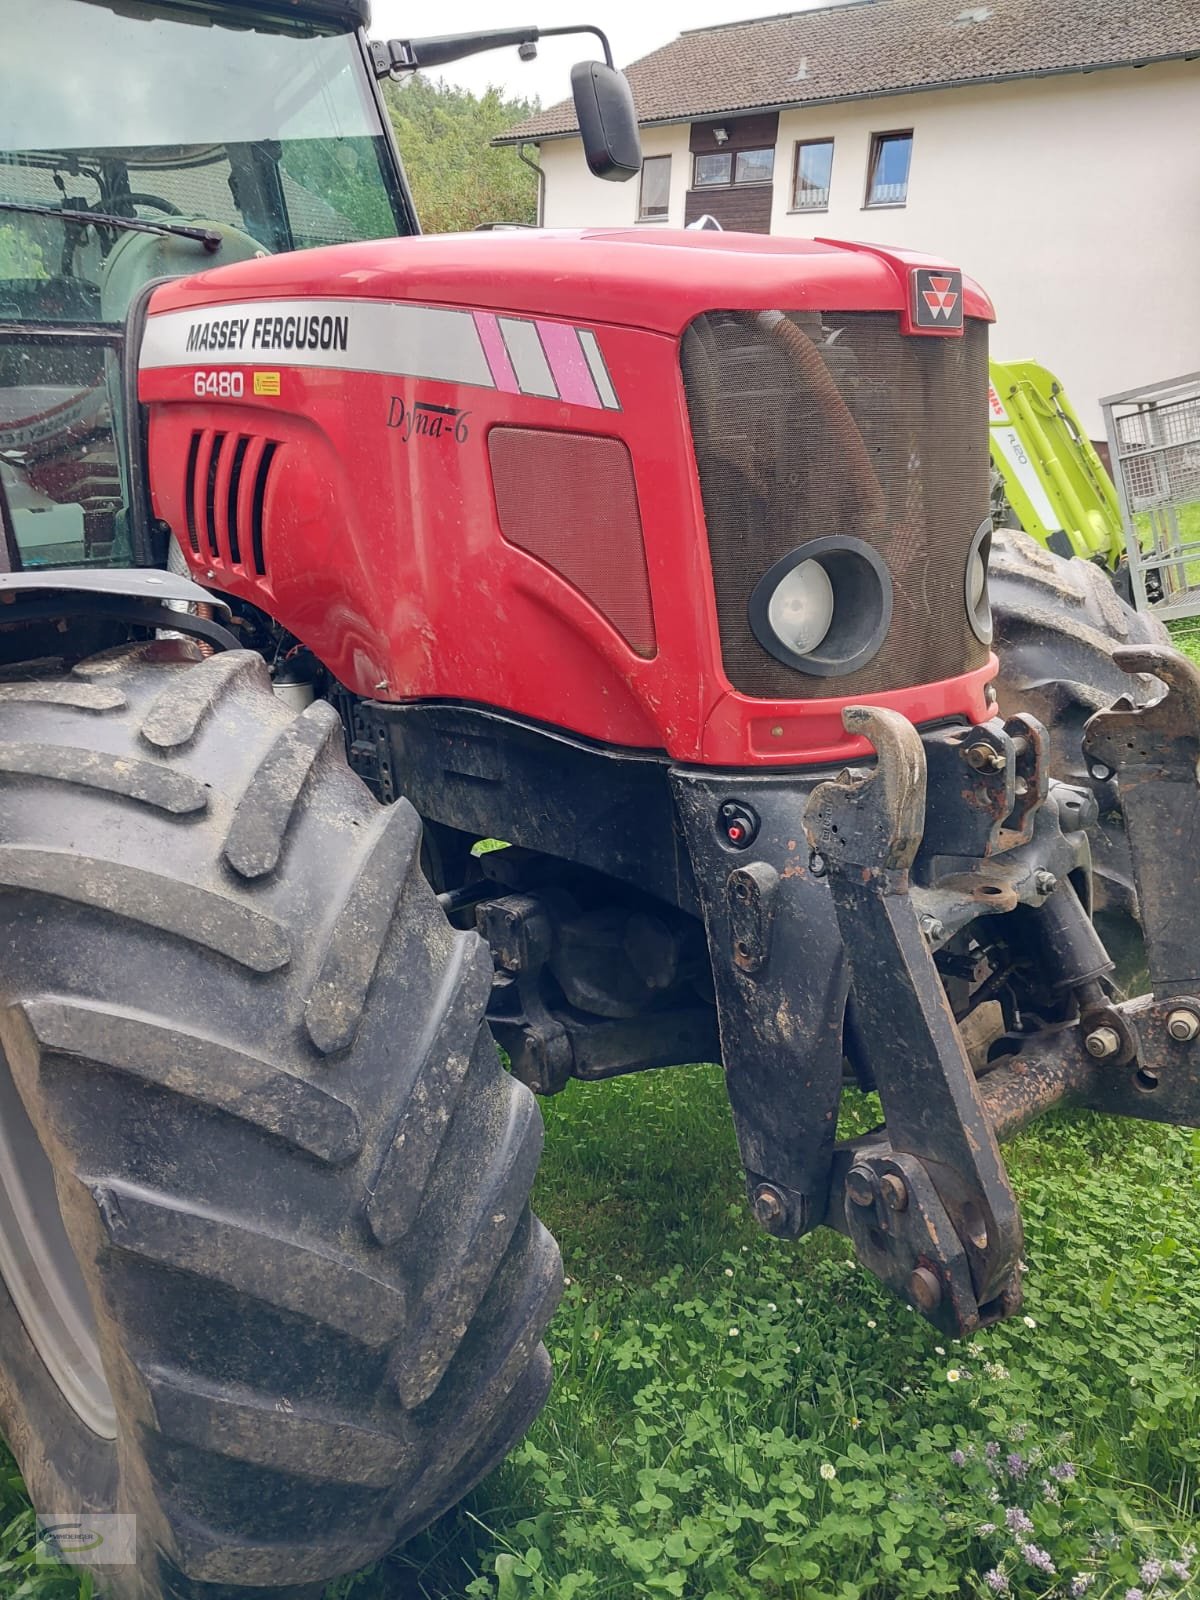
[0,223,47,280]
[382,75,538,234]
[6,1072,1200,1599]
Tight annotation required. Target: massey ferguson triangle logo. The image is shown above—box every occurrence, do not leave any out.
[923,276,958,318]
[911,266,964,331]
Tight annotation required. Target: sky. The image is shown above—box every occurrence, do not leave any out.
[368,0,828,107]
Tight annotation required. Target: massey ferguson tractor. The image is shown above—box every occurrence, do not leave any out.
[0,0,1188,1595]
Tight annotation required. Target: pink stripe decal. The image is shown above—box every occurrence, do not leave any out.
[473,311,520,394]
[536,320,601,409]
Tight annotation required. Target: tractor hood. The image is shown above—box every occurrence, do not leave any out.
[140,228,994,345]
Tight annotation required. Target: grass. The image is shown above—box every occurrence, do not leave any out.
[5,1070,1200,1600]
[6,624,1200,1599]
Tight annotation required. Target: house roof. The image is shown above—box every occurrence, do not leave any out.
[498,0,1200,143]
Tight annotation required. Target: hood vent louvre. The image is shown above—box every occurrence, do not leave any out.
[183,430,277,578]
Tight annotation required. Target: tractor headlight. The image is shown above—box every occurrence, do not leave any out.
[749,537,892,677]
[766,559,835,657]
[965,518,993,645]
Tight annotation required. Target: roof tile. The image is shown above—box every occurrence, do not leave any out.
[500,0,1200,142]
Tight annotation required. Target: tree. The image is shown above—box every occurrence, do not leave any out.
[383,75,539,234]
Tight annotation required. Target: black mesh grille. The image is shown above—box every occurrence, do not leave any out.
[682,310,991,699]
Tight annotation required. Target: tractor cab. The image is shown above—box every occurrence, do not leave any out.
[0,0,637,577]
[0,0,416,572]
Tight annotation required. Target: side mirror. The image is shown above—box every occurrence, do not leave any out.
[570,61,641,182]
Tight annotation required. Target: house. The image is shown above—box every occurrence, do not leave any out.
[499,0,1200,435]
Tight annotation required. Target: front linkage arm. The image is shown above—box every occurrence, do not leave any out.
[805,707,1023,1337]
[807,648,1200,1337]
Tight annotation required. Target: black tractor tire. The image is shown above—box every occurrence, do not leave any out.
[0,641,560,1599]
[989,528,1169,923]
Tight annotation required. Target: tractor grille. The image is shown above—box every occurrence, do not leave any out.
[682,310,991,699]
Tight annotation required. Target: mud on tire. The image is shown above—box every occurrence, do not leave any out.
[989,528,1169,923]
[0,642,560,1599]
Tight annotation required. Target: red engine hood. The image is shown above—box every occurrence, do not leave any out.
[145,227,994,336]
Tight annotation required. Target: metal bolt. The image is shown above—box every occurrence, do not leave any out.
[845,1165,877,1208]
[919,913,946,942]
[1034,870,1058,896]
[880,1173,909,1212]
[908,1266,942,1312]
[809,851,827,877]
[984,684,998,707]
[964,741,1005,773]
[1090,762,1114,782]
[1167,1008,1200,1042]
[1085,1025,1121,1060]
[752,1184,786,1227]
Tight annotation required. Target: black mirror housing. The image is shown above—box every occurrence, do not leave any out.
[570,61,641,182]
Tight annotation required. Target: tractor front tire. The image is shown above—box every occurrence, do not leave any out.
[989,528,1169,926]
[0,642,559,1599]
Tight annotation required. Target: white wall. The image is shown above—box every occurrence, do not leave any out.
[538,124,690,229]
[534,60,1200,435]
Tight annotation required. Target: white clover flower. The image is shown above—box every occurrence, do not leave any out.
[867,1319,877,1329]
[935,1346,946,1356]
[563,1276,572,1286]
[728,1327,739,1337]
[819,1462,837,1481]
[947,1368,962,1382]
[1023,1315,1036,1328]
[614,1274,623,1283]
[766,1302,777,1312]
[724,1268,734,1277]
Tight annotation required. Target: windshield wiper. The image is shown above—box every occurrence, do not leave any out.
[0,200,221,253]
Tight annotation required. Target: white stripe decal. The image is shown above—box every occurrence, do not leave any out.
[577,329,620,411]
[139,298,495,390]
[497,317,558,399]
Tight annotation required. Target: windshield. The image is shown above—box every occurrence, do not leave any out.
[0,0,411,569]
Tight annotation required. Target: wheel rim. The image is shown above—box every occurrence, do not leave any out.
[0,1053,116,1438]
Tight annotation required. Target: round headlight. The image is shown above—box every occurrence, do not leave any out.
[965,518,993,645]
[749,537,893,677]
[766,559,835,656]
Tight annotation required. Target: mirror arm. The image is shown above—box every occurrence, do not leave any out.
[371,22,613,79]
[537,24,614,67]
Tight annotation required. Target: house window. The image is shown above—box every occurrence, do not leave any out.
[694,151,733,186]
[734,147,775,185]
[692,147,775,188]
[791,139,834,210]
[638,154,671,220]
[865,130,913,207]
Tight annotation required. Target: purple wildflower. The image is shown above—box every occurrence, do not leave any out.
[1039,1480,1060,1504]
[1140,1559,1163,1584]
[977,1523,997,1537]
[1051,1461,1077,1482]
[1007,1452,1028,1481]
[1125,1590,1145,1600]
[1069,1579,1095,1599]
[1004,1507,1034,1535]
[951,1449,968,1468]
[1020,1545,1056,1575]
[984,1571,1009,1594]
[986,1441,1001,1461]
[1171,1562,1192,1583]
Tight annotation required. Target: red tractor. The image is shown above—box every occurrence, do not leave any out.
[0,1,1185,1596]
